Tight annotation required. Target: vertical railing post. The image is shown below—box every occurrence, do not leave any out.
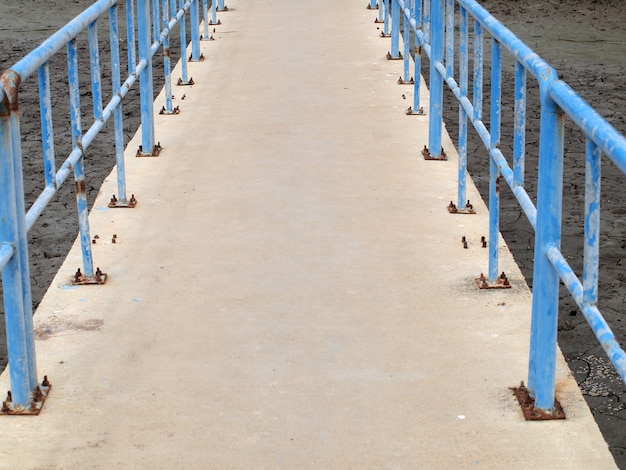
[513,61,526,187]
[211,0,218,25]
[369,0,378,9]
[162,0,173,113]
[528,90,564,413]
[202,0,209,39]
[67,39,96,280]
[583,139,601,306]
[427,0,444,158]
[137,0,155,153]
[217,0,226,12]
[389,0,401,59]
[488,39,502,283]
[190,0,201,61]
[179,0,190,83]
[0,85,37,407]
[109,4,129,205]
[0,75,39,409]
[126,0,137,76]
[457,5,468,208]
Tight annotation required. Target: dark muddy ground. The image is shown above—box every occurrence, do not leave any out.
[1,0,625,466]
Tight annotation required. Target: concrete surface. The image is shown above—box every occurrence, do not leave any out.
[0,1,617,468]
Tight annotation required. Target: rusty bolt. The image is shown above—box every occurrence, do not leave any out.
[466,200,473,210]
[463,240,468,249]
[42,376,50,387]
[74,268,82,283]
[482,239,487,248]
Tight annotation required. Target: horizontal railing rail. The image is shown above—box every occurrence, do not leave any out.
[0,0,221,413]
[384,0,626,416]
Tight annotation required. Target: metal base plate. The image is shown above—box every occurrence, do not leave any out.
[476,273,511,289]
[1,377,51,416]
[511,382,566,420]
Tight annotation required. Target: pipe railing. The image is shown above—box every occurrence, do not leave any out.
[0,0,221,413]
[383,0,626,415]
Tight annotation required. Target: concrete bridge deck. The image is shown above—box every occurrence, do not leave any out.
[0,1,617,468]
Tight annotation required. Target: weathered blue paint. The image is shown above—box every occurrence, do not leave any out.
[513,61,526,188]
[370,0,377,9]
[88,22,104,122]
[190,0,201,61]
[488,39,501,282]
[457,5,468,209]
[109,5,128,205]
[444,0,453,80]
[427,0,444,158]
[163,0,174,114]
[126,0,137,75]
[68,39,96,280]
[390,0,626,412]
[138,0,155,153]
[583,139,600,305]
[390,0,401,59]
[38,65,56,190]
[180,0,190,83]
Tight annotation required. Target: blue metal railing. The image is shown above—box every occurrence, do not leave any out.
[384,0,626,414]
[0,0,221,413]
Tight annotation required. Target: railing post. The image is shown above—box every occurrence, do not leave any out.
[528,91,564,413]
[369,0,378,9]
[190,0,201,61]
[109,4,129,205]
[137,0,155,153]
[488,39,502,282]
[126,0,137,76]
[389,0,401,59]
[202,0,209,39]
[427,0,444,158]
[162,0,173,113]
[457,5,468,208]
[0,76,39,409]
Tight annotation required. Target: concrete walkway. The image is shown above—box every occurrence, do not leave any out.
[0,1,617,468]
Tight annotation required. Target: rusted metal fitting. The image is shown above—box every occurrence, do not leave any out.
[188,53,205,62]
[447,199,475,215]
[367,3,379,10]
[422,145,447,161]
[511,381,565,420]
[406,106,425,115]
[481,236,487,248]
[72,267,107,285]
[374,17,384,24]
[209,19,222,25]
[398,76,414,85]
[159,105,181,115]
[177,77,195,86]
[386,51,403,60]
[476,271,511,289]
[138,142,163,157]
[461,236,468,249]
[380,31,391,38]
[108,194,137,208]
[1,376,52,415]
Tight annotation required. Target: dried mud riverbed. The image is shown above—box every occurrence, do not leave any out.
[1,0,625,466]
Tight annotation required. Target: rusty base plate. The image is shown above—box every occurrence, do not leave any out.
[1,377,51,416]
[421,145,447,161]
[476,273,511,289]
[511,381,566,420]
[405,106,425,115]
